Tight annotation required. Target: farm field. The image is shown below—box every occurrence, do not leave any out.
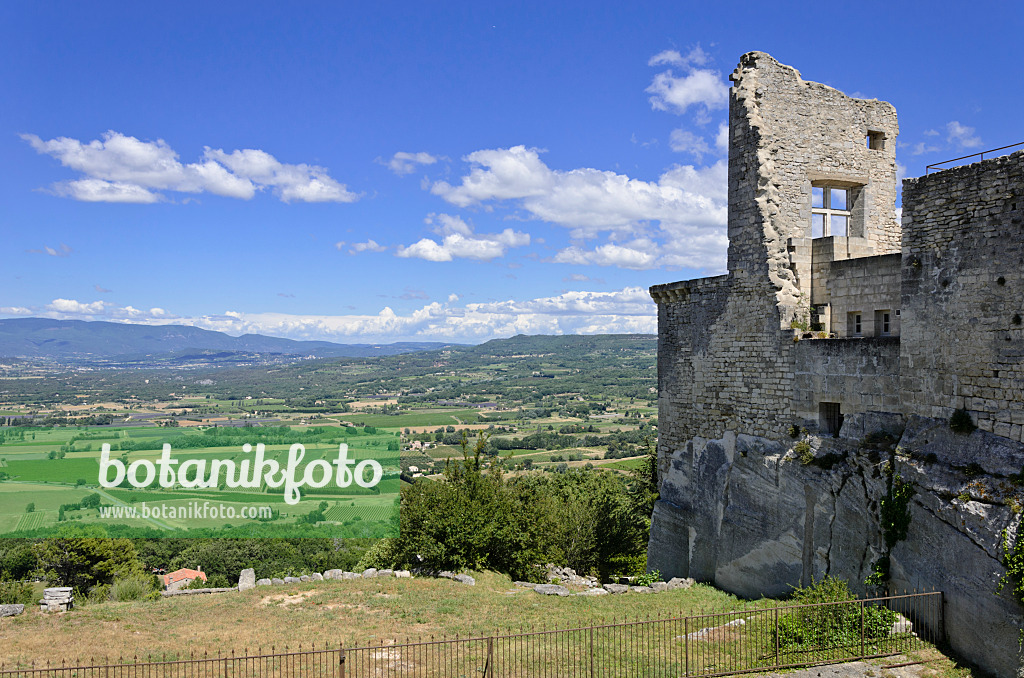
[0,424,401,537]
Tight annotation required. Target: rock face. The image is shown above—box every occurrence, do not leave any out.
[648,419,1024,678]
[238,568,256,591]
[0,604,24,617]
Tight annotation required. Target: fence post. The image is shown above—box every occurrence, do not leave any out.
[589,626,594,678]
[339,648,345,678]
[774,607,780,666]
[860,600,865,658]
[684,615,689,676]
[486,637,493,678]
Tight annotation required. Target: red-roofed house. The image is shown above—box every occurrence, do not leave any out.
[164,567,206,591]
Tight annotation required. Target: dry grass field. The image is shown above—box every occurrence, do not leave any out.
[0,573,976,677]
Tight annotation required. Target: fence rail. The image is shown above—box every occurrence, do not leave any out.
[0,590,942,678]
[925,141,1024,173]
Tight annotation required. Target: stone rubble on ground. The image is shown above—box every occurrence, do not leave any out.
[0,604,24,617]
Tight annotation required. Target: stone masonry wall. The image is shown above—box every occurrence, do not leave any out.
[900,150,1024,441]
[727,52,899,329]
[792,337,901,428]
[826,252,902,338]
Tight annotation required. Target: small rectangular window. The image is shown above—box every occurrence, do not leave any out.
[875,309,892,336]
[867,131,886,150]
[848,312,863,337]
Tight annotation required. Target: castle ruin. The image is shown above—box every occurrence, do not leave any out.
[649,52,1024,676]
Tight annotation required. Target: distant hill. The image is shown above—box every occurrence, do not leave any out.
[0,318,456,360]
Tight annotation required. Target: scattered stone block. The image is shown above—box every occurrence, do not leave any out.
[271,578,285,585]
[362,568,378,578]
[574,588,608,597]
[238,568,256,591]
[394,570,411,578]
[299,575,310,582]
[453,574,475,586]
[256,579,272,586]
[323,569,343,580]
[533,584,570,596]
[667,577,695,590]
[630,586,654,593]
[39,587,73,613]
[377,569,394,578]
[0,604,24,617]
[651,582,670,592]
[603,584,629,594]
[283,577,300,584]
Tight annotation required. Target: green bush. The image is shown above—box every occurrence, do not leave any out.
[949,408,976,434]
[794,440,813,465]
[110,574,157,601]
[0,580,34,605]
[775,576,897,651]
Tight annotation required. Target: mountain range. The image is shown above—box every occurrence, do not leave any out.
[0,318,456,361]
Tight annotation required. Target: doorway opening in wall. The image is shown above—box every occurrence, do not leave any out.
[819,402,844,437]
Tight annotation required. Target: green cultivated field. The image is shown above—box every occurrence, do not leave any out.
[341,408,481,428]
[0,426,400,537]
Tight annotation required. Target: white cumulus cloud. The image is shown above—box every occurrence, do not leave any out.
[946,121,982,149]
[431,146,728,272]
[669,129,711,160]
[3,287,657,343]
[22,131,357,204]
[646,46,727,118]
[396,213,530,262]
[386,151,438,176]
[349,239,388,254]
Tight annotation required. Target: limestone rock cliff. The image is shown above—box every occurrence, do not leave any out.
[648,415,1024,677]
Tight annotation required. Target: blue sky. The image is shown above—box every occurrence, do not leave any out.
[2,1,1020,343]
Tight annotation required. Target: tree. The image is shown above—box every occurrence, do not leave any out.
[25,503,34,513]
[33,526,145,591]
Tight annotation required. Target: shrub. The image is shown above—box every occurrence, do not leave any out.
[0,580,34,605]
[633,569,662,587]
[949,408,976,434]
[110,574,157,601]
[775,576,898,650]
[794,440,813,465]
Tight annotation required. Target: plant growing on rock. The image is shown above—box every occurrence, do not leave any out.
[949,408,976,434]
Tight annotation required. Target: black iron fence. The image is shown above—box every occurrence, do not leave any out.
[0,590,943,678]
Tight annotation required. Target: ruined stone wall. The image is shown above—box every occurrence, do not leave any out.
[792,337,901,427]
[727,52,900,328]
[826,253,902,337]
[900,151,1024,441]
